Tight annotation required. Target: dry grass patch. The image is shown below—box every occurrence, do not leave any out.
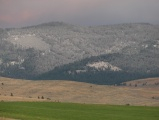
[0,77,159,106]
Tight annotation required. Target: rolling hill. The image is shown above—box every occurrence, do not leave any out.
[0,77,159,106]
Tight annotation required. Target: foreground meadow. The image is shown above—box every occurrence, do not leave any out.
[0,102,159,120]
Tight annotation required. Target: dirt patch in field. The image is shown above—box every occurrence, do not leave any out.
[0,77,159,106]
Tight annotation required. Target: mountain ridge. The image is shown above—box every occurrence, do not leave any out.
[0,22,159,84]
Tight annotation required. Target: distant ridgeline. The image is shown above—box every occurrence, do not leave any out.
[0,22,159,84]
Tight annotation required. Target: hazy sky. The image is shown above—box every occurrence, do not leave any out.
[0,0,159,28]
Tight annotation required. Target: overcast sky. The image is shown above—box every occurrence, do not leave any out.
[0,0,159,28]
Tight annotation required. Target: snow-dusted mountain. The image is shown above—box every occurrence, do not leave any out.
[0,22,159,84]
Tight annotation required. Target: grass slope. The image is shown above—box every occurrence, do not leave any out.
[1,77,159,106]
[0,102,159,120]
[123,77,159,86]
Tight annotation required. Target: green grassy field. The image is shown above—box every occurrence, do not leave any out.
[0,102,159,120]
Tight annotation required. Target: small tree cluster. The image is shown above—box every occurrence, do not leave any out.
[41,96,44,99]
[10,93,13,96]
[142,82,147,86]
[38,96,44,99]
[47,98,51,100]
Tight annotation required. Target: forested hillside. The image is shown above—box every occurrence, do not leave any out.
[0,22,159,84]
[37,49,159,85]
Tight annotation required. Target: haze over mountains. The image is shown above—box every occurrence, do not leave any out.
[0,22,159,84]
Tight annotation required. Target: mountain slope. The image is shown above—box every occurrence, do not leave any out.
[0,22,159,82]
[37,49,159,84]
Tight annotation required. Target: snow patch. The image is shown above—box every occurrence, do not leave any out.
[153,45,157,48]
[87,61,121,71]
[154,41,159,48]
[9,59,24,66]
[6,34,51,51]
[142,44,149,48]
[76,70,87,73]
